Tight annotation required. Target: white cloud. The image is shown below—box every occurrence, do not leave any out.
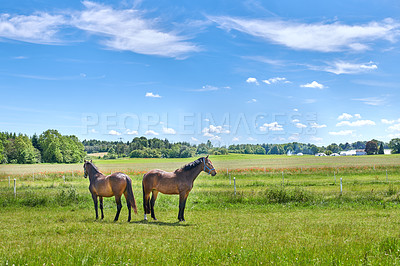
[300,81,325,89]
[89,129,98,133]
[246,77,259,85]
[109,130,121,136]
[191,137,198,142]
[125,129,138,135]
[0,2,199,58]
[322,61,378,75]
[288,133,300,141]
[210,16,400,52]
[354,114,362,119]
[295,123,307,128]
[247,99,257,103]
[304,99,317,104]
[0,13,66,44]
[329,130,354,136]
[310,136,323,143]
[145,92,161,98]
[162,127,176,134]
[232,137,240,142]
[382,119,398,124]
[353,97,385,106]
[247,137,257,141]
[292,119,300,123]
[195,85,219,92]
[338,113,353,120]
[202,125,230,135]
[388,124,400,132]
[336,120,376,127]
[260,122,284,132]
[293,109,299,112]
[262,77,290,84]
[145,130,159,135]
[71,1,199,58]
[310,122,327,128]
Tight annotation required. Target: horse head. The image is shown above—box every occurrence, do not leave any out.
[203,155,217,176]
[83,160,92,178]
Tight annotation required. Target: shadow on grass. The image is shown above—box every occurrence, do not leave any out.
[81,217,191,226]
[131,220,191,227]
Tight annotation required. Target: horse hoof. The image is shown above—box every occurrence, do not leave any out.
[152,218,158,221]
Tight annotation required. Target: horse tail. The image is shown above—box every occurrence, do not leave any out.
[126,177,137,214]
[142,174,149,214]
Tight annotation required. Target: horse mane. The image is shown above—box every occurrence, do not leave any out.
[177,157,204,172]
[86,161,101,174]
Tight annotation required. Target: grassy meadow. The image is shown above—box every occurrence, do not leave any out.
[1,154,400,264]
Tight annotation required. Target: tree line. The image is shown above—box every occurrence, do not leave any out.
[0,130,85,164]
[1,130,400,164]
[84,137,400,159]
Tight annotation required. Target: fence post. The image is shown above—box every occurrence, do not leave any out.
[229,173,231,185]
[33,172,34,182]
[8,176,10,187]
[14,178,16,197]
[234,177,236,196]
[334,171,336,185]
[63,175,66,184]
[340,178,343,195]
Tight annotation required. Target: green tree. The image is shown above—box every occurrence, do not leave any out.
[14,134,39,164]
[327,143,340,153]
[378,142,385,155]
[39,130,85,163]
[0,139,4,163]
[365,140,378,155]
[268,145,284,155]
[255,145,266,155]
[389,138,400,154]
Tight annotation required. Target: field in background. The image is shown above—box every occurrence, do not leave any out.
[1,154,400,264]
[1,153,400,175]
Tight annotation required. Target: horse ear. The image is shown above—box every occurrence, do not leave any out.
[84,159,86,163]
[206,155,209,159]
[90,160,92,163]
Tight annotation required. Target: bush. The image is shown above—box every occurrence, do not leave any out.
[265,186,316,204]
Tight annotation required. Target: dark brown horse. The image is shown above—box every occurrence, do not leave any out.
[142,156,216,221]
[83,160,137,222]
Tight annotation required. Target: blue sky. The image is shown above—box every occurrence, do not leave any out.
[1,0,400,146]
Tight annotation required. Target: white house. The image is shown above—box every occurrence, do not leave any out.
[340,150,366,156]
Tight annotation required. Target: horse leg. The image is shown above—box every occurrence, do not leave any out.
[178,192,189,222]
[143,191,151,221]
[99,196,104,220]
[150,191,158,221]
[124,191,132,222]
[92,194,99,219]
[114,195,122,222]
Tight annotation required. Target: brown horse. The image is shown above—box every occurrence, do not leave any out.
[83,160,137,222]
[142,156,216,221]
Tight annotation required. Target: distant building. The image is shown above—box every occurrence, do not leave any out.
[297,153,304,156]
[340,149,366,156]
[356,149,367,156]
[330,153,340,156]
[315,153,327,156]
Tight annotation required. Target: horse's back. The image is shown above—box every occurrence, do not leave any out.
[100,172,129,196]
[143,169,180,194]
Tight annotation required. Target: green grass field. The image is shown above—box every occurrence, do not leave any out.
[1,154,400,264]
